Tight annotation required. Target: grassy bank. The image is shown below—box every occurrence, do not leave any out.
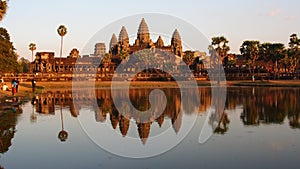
[1,80,300,99]
[227,80,300,87]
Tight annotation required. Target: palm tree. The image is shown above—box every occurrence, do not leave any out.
[29,43,36,61]
[0,0,8,21]
[57,25,67,72]
[211,36,230,84]
[288,34,300,79]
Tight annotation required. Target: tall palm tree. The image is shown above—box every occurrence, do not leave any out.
[211,36,230,84]
[0,0,8,21]
[288,34,300,79]
[29,43,36,61]
[57,25,67,72]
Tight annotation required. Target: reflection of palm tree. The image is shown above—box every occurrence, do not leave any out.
[214,111,230,134]
[58,108,68,142]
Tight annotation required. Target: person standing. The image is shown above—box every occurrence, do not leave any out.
[11,79,17,96]
[31,79,36,92]
[15,78,19,92]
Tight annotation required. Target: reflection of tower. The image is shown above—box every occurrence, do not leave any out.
[172,110,183,134]
[119,116,130,137]
[156,114,164,128]
[137,122,151,145]
[171,29,183,57]
[110,108,120,130]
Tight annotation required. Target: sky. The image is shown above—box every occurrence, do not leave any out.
[1,0,300,61]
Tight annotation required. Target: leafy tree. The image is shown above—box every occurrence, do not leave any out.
[68,48,80,58]
[0,0,8,21]
[182,50,195,66]
[240,40,260,78]
[260,42,285,73]
[102,53,111,64]
[0,27,21,73]
[211,36,230,63]
[118,49,130,63]
[287,33,300,75]
[19,57,30,73]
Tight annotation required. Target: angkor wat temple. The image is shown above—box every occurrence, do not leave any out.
[30,18,186,81]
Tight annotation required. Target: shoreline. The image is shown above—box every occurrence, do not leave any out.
[1,80,300,99]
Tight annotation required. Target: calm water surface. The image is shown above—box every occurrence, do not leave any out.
[0,87,299,169]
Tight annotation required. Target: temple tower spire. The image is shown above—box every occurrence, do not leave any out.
[135,18,151,47]
[171,29,183,57]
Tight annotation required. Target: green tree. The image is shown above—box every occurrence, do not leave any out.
[240,40,260,79]
[210,36,230,84]
[0,0,8,21]
[182,50,195,66]
[19,57,30,73]
[211,36,230,63]
[0,27,21,73]
[288,33,300,77]
[101,53,111,76]
[260,42,285,74]
[118,49,129,63]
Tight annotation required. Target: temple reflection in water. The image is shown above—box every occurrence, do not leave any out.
[30,87,300,144]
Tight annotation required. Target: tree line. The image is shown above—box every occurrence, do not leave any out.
[182,34,300,76]
[0,0,29,73]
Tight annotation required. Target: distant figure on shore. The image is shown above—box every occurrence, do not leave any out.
[2,83,9,91]
[0,78,3,89]
[31,79,36,92]
[11,79,17,96]
[15,78,19,92]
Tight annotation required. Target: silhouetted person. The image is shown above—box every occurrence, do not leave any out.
[31,79,36,92]
[15,79,19,92]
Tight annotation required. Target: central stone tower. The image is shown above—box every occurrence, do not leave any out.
[134,18,152,47]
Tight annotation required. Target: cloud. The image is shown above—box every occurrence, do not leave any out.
[268,9,282,17]
[285,15,296,21]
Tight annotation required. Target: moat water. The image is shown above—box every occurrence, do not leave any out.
[0,87,300,169]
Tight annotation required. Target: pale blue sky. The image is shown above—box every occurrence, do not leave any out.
[1,0,300,61]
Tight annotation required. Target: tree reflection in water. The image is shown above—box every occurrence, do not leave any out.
[239,87,300,127]
[0,99,23,155]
